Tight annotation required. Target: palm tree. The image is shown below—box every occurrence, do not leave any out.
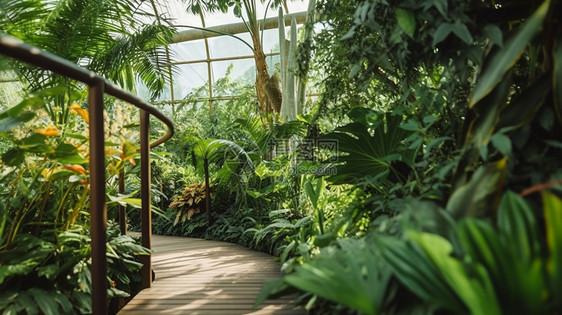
[0,0,174,124]
[183,0,291,117]
[193,138,253,220]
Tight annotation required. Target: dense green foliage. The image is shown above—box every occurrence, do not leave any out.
[0,0,175,313]
[2,0,562,314]
[154,0,562,314]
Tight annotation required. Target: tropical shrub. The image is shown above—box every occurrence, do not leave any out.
[252,0,562,313]
[169,183,210,225]
[379,190,562,314]
[0,1,174,310]
[0,222,149,314]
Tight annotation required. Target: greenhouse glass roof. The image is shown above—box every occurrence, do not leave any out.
[145,0,311,103]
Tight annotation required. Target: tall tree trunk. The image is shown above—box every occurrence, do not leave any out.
[252,35,272,114]
[249,23,282,116]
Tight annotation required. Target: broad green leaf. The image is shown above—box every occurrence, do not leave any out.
[400,119,419,131]
[494,192,545,313]
[464,68,512,155]
[285,239,390,315]
[17,291,38,315]
[350,64,361,77]
[58,230,90,244]
[429,0,447,17]
[447,158,507,218]
[314,232,336,247]
[194,138,253,169]
[554,40,562,125]
[37,264,59,280]
[470,0,550,107]
[71,291,92,313]
[483,24,504,47]
[280,240,297,264]
[395,8,415,38]
[409,231,501,315]
[0,111,35,133]
[20,134,46,147]
[304,177,324,209]
[0,117,23,133]
[19,134,52,154]
[456,219,506,283]
[497,71,551,130]
[490,133,512,156]
[0,96,43,120]
[542,191,562,298]
[1,147,25,166]
[377,236,465,313]
[54,293,73,314]
[295,216,314,228]
[254,278,293,307]
[51,143,87,164]
[497,191,539,263]
[0,264,35,285]
[268,209,291,219]
[426,137,452,151]
[29,288,59,315]
[432,23,453,46]
[347,107,376,124]
[54,143,79,154]
[53,154,87,164]
[65,133,88,141]
[452,22,473,45]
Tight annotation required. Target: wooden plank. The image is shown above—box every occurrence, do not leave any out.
[118,235,305,315]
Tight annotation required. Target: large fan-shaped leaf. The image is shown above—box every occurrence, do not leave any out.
[321,111,416,185]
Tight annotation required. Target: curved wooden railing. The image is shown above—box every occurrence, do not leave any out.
[0,33,174,315]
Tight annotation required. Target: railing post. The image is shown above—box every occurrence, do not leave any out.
[89,80,107,315]
[0,33,175,313]
[140,109,152,289]
[119,169,126,235]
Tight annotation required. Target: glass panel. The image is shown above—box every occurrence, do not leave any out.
[208,33,253,59]
[157,1,312,102]
[169,41,208,63]
[173,63,209,100]
[211,59,255,97]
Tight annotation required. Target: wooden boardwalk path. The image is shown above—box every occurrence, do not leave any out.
[118,234,306,315]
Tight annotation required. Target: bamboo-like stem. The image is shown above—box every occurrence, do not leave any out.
[54,182,77,227]
[67,186,89,229]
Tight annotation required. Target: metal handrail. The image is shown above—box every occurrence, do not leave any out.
[0,35,174,147]
[0,33,174,315]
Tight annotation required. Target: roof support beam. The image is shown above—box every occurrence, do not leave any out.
[171,11,308,43]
